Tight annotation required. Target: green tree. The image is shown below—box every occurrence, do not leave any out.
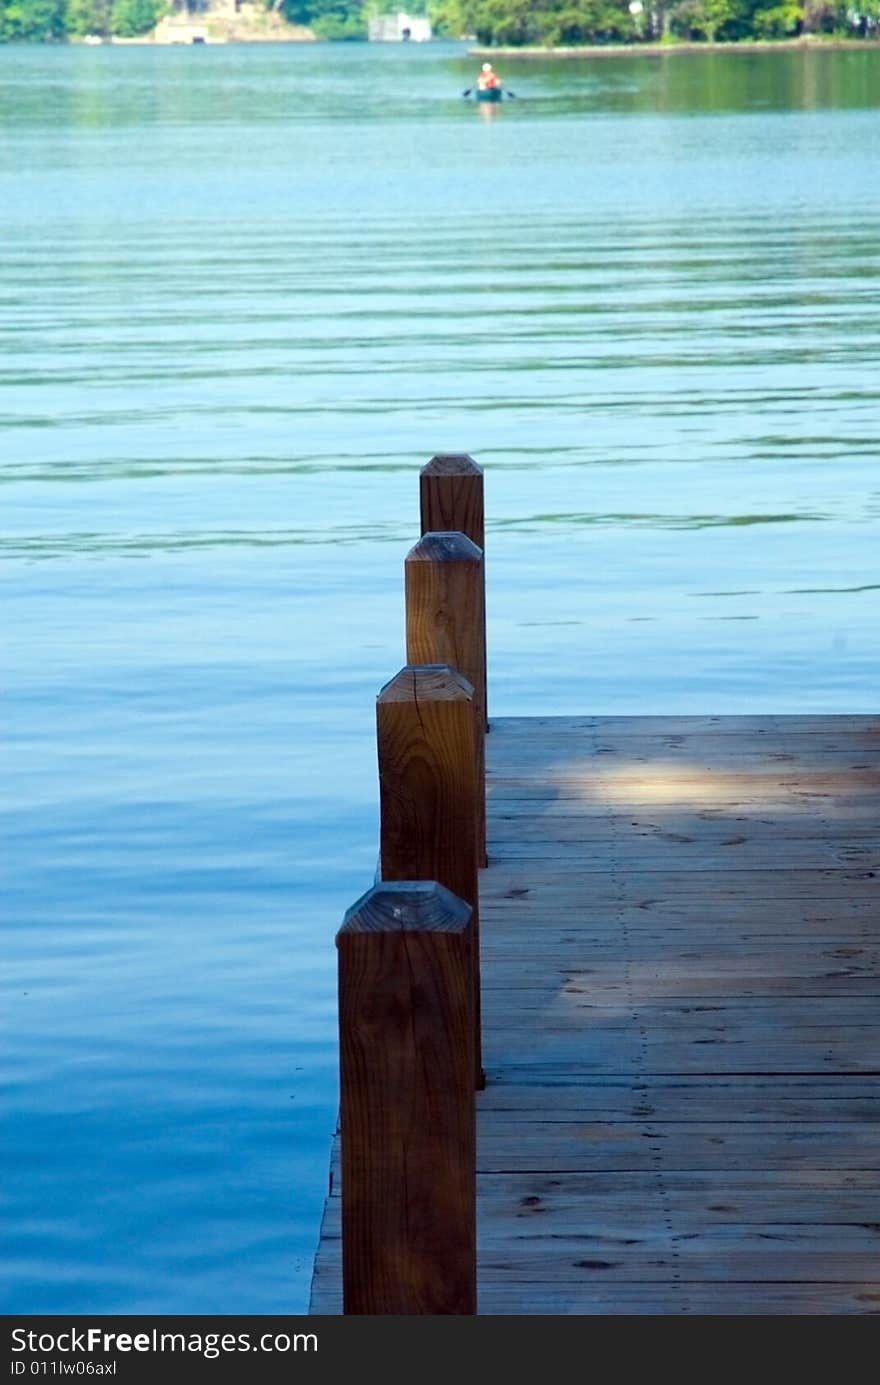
[801,0,853,28]
[279,0,366,37]
[427,0,468,33]
[669,0,752,38]
[544,0,638,41]
[427,0,470,33]
[109,0,163,32]
[446,0,640,44]
[470,0,541,44]
[65,0,112,34]
[751,0,802,34]
[0,0,65,38]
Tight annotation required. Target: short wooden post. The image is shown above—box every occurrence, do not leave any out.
[377,664,482,1087]
[337,880,476,1315]
[420,453,485,551]
[420,454,488,732]
[404,533,487,868]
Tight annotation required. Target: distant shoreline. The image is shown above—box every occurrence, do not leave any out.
[469,38,880,60]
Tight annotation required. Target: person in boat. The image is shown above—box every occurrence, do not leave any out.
[477,62,500,93]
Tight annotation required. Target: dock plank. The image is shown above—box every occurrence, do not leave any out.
[309,714,880,1315]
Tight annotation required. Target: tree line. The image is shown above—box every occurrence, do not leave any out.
[434,0,879,44]
[0,0,337,41]
[0,0,370,40]
[1,0,163,39]
[1,0,878,43]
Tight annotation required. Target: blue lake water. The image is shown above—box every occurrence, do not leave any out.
[2,39,878,1314]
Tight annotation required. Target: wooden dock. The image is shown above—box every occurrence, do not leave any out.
[308,455,879,1316]
[311,712,880,1314]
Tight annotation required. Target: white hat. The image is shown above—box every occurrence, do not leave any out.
[482,62,492,71]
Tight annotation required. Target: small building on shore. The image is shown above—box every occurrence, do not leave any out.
[368,12,431,41]
[151,0,315,43]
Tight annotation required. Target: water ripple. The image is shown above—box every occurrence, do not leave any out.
[3,41,879,1317]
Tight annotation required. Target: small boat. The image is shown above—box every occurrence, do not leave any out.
[476,86,503,103]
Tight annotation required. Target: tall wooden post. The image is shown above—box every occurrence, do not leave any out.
[404,532,487,868]
[337,880,476,1316]
[377,664,482,1088]
[420,454,488,731]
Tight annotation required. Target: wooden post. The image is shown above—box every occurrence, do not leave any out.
[404,532,487,868]
[337,880,476,1315]
[377,664,482,1088]
[420,453,484,550]
[420,454,488,731]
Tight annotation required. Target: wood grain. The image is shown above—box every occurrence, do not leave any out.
[377,664,482,1085]
[420,454,485,551]
[336,880,475,1314]
[311,713,880,1315]
[405,532,487,865]
[420,454,487,731]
